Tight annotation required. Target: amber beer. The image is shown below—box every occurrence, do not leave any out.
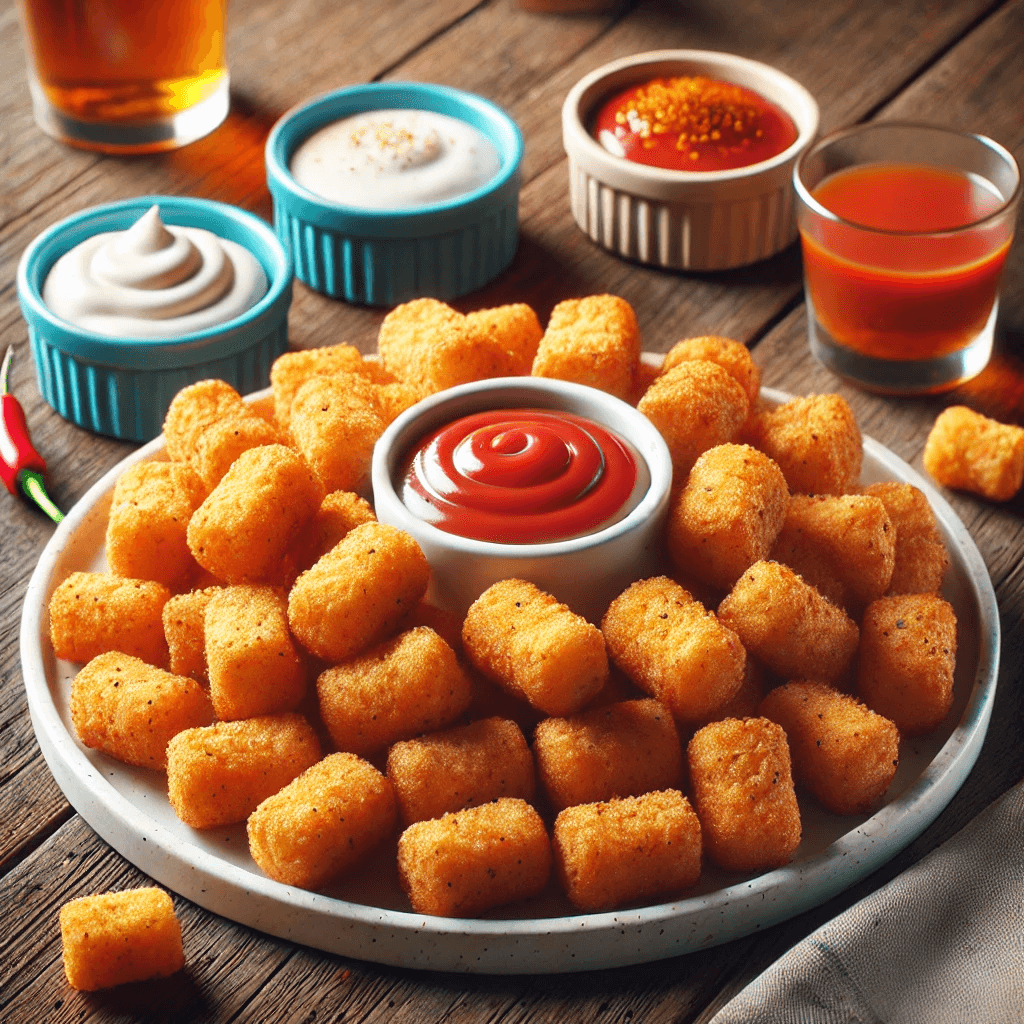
[18,0,229,153]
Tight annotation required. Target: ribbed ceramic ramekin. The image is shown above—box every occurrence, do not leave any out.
[16,196,292,443]
[562,50,819,271]
[265,82,523,306]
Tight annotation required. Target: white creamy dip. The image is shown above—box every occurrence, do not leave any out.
[43,206,267,338]
[289,108,501,210]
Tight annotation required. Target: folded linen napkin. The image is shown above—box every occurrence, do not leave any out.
[710,779,1024,1024]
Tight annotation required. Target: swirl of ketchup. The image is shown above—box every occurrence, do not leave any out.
[399,408,641,544]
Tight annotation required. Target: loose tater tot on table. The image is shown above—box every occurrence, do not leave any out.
[857,594,958,736]
[60,888,184,991]
[162,586,221,682]
[687,717,801,873]
[317,626,472,757]
[666,444,789,592]
[533,698,684,813]
[601,577,746,725]
[49,571,171,667]
[759,680,899,815]
[248,752,398,891]
[166,713,321,829]
[70,652,213,770]
[386,716,535,826]
[553,790,702,912]
[718,561,859,686]
[162,378,249,463]
[288,521,430,663]
[397,798,552,918]
[531,294,641,402]
[462,579,608,717]
[922,404,1024,502]
[661,335,761,408]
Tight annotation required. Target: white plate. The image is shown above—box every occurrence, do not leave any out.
[20,384,999,974]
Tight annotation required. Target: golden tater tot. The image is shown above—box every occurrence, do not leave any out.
[601,577,746,724]
[49,571,171,667]
[744,393,862,495]
[465,303,543,376]
[317,626,472,757]
[864,481,949,595]
[162,586,221,682]
[531,294,641,402]
[386,717,535,826]
[187,411,281,498]
[533,698,684,812]
[462,579,608,717]
[759,680,899,815]
[60,889,184,991]
[666,444,789,591]
[397,798,552,917]
[166,713,321,830]
[857,594,957,735]
[923,405,1024,502]
[553,790,702,912]
[288,521,430,663]
[718,561,859,686]
[205,585,306,721]
[105,461,202,591]
[186,444,323,584]
[289,488,378,572]
[661,335,761,407]
[162,379,248,463]
[637,361,749,478]
[248,752,397,890]
[70,652,213,770]
[688,717,801,873]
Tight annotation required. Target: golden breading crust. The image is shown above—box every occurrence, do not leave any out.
[162,379,248,463]
[162,586,222,682]
[661,335,761,407]
[465,303,543,376]
[187,411,281,499]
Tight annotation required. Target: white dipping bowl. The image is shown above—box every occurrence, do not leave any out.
[371,377,673,623]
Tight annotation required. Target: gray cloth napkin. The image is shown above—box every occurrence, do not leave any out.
[710,780,1024,1024]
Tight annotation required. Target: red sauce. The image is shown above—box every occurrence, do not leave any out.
[399,409,640,544]
[592,75,798,172]
[802,163,1010,360]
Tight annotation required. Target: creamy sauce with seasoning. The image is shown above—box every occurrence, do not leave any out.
[289,108,501,210]
[42,206,267,338]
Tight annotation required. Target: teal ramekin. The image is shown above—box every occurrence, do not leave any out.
[16,196,292,442]
[265,82,523,306]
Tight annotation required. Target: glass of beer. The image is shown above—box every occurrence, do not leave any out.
[18,0,229,154]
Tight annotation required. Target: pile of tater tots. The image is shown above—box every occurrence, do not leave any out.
[50,293,960,921]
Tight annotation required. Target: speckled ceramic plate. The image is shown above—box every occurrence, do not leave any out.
[20,380,998,974]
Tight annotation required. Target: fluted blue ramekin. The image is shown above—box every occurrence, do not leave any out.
[16,196,292,442]
[265,82,523,306]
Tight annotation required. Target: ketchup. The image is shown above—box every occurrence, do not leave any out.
[398,409,641,544]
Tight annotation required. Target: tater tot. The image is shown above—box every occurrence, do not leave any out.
[666,444,789,591]
[744,393,862,495]
[532,698,684,812]
[553,790,702,912]
[601,577,746,724]
[162,379,248,463]
[248,752,398,890]
[462,579,608,717]
[465,302,544,376]
[531,294,641,401]
[205,585,306,721]
[49,571,171,667]
[661,335,761,408]
[857,594,957,735]
[105,460,202,591]
[687,717,801,872]
[60,888,184,991]
[317,626,472,757]
[759,680,900,815]
[186,444,323,584]
[863,481,950,595]
[187,411,281,498]
[386,717,535,826]
[637,361,749,478]
[288,521,430,663]
[397,798,552,917]
[768,493,895,615]
[70,652,214,770]
[923,404,1024,502]
[166,713,321,829]
[290,489,377,572]
[718,561,859,686]
[162,586,222,682]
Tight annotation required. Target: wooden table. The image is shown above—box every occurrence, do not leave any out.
[2,0,1022,1019]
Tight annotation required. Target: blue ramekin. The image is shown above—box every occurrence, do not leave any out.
[17,196,292,443]
[265,82,523,306]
